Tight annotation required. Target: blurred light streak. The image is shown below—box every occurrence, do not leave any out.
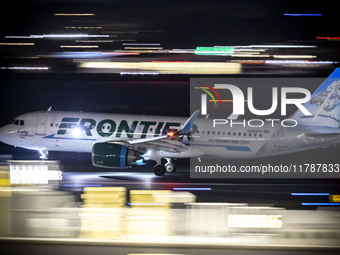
[120,72,159,75]
[65,26,102,29]
[316,37,340,40]
[123,43,161,46]
[54,13,95,16]
[228,214,283,228]
[63,184,101,187]
[265,60,334,65]
[284,13,322,16]
[152,61,190,62]
[72,59,112,62]
[43,34,109,38]
[291,193,330,196]
[249,45,317,48]
[273,55,316,59]
[231,54,270,57]
[302,203,340,206]
[127,203,166,206]
[195,46,234,55]
[5,35,39,39]
[76,40,115,43]
[124,47,163,50]
[101,52,140,56]
[330,195,340,202]
[1,66,49,70]
[40,52,139,59]
[169,49,195,53]
[6,34,109,39]
[46,52,104,58]
[79,61,241,74]
[236,60,265,64]
[60,45,99,48]
[234,48,266,52]
[0,42,34,45]
[119,49,169,53]
[173,187,211,191]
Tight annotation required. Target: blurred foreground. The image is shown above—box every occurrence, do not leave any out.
[0,161,339,251]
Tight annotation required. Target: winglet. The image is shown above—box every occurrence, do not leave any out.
[47,106,52,111]
[178,110,199,135]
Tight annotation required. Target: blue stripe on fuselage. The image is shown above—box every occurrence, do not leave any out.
[42,134,96,141]
[225,145,251,151]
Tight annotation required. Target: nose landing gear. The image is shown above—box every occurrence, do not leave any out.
[38,149,48,160]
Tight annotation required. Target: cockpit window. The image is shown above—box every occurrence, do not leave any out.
[12,119,24,126]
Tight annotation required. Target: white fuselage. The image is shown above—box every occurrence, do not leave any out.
[0,111,339,159]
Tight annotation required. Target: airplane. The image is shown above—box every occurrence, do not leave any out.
[0,68,339,176]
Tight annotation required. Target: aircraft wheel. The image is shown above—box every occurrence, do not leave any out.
[165,162,176,173]
[153,164,166,176]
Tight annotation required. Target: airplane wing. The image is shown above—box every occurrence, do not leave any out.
[129,137,191,154]
[128,110,200,145]
[91,110,203,173]
[305,132,340,139]
[99,110,203,157]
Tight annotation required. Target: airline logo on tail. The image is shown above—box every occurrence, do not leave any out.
[291,68,340,127]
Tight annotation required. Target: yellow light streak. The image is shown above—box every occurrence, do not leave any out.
[0,43,34,46]
[79,61,241,74]
[330,195,340,202]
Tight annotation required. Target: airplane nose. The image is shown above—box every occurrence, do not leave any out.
[0,125,11,144]
[0,126,5,142]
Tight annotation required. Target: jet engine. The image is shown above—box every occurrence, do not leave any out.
[92,142,143,168]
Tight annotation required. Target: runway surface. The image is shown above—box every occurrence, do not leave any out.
[1,238,339,255]
[59,167,340,209]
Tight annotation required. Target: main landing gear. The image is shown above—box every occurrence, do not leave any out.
[153,158,177,176]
